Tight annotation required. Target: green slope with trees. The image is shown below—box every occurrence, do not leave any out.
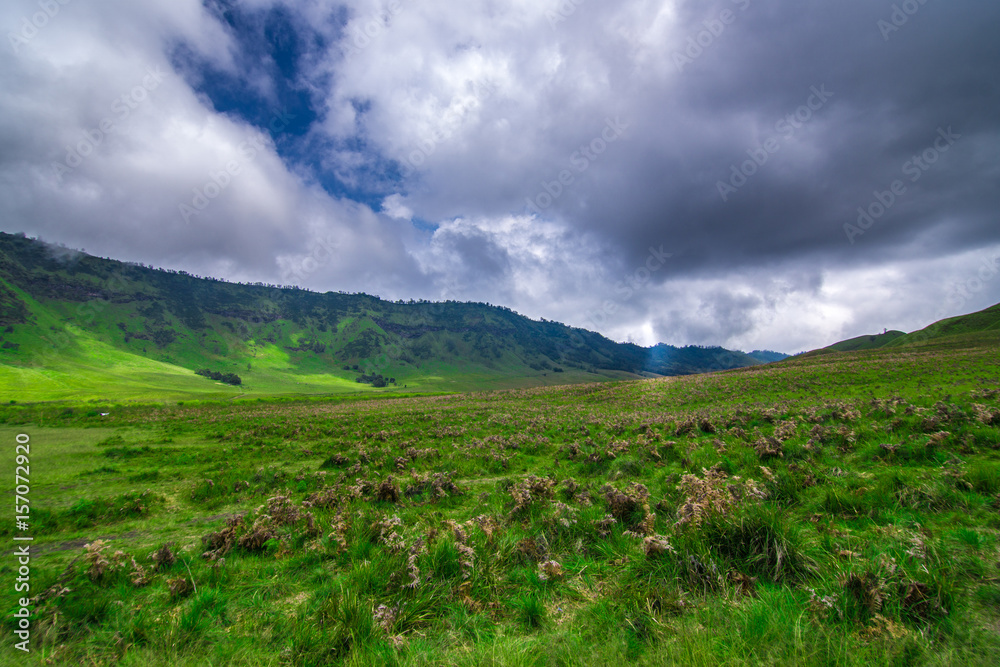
[0,233,784,402]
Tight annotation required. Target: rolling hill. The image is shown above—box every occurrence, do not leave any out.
[0,232,785,401]
[802,302,1000,357]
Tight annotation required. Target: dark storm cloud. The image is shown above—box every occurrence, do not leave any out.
[528,0,1000,277]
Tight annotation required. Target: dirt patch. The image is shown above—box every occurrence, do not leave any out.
[6,531,144,556]
[185,512,242,525]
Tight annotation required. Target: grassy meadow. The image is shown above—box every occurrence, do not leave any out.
[1,331,999,665]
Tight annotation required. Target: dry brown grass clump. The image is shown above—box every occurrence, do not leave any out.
[202,515,244,560]
[204,494,306,556]
[82,540,150,587]
[537,560,564,581]
[675,466,767,527]
[321,453,350,467]
[674,419,696,436]
[403,538,425,589]
[510,475,556,514]
[774,420,798,441]
[329,509,351,553]
[516,535,550,562]
[605,440,630,459]
[549,502,578,529]
[264,494,302,526]
[405,446,441,460]
[150,543,175,571]
[827,402,862,422]
[83,540,121,581]
[216,494,304,554]
[728,571,758,598]
[83,540,112,581]
[405,471,462,501]
[303,511,320,538]
[376,476,402,503]
[754,436,784,460]
[445,521,476,580]
[559,477,593,506]
[643,535,674,557]
[345,478,374,500]
[129,558,151,587]
[305,485,342,509]
[844,572,884,614]
[237,516,278,552]
[603,482,649,521]
[168,576,194,600]
[594,514,617,538]
[372,515,407,553]
[926,431,951,447]
[560,477,581,496]
[603,482,657,536]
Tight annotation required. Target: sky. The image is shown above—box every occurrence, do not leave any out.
[2,0,999,354]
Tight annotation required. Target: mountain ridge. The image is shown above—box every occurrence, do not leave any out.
[0,232,786,401]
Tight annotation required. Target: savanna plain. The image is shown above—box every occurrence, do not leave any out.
[2,332,1000,666]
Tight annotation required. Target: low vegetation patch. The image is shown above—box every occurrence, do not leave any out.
[195,368,242,386]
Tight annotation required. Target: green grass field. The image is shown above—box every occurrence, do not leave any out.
[1,328,999,665]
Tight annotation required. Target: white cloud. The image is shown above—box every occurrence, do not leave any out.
[381,193,413,220]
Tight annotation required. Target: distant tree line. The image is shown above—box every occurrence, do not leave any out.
[195,369,242,386]
[356,373,396,388]
[286,340,326,353]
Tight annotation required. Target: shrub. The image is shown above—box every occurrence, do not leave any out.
[700,506,817,582]
[320,453,350,469]
[195,368,242,385]
[675,465,767,527]
[510,593,546,629]
[966,462,1000,495]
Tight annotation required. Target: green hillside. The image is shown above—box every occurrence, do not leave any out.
[0,233,784,402]
[803,303,1000,358]
[886,303,1000,349]
[826,330,907,352]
